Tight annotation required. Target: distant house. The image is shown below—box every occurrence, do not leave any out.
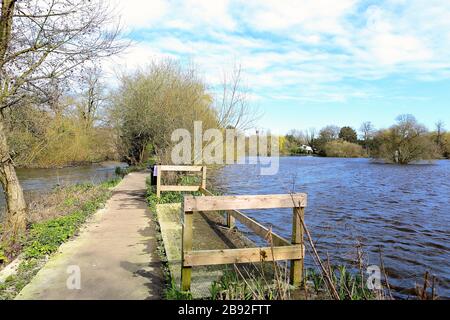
[300,145,313,154]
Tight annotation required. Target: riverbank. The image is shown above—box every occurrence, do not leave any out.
[0,177,121,299]
[15,160,121,170]
[0,162,128,216]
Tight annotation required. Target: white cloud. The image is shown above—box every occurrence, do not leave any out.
[113,0,168,29]
[101,43,177,86]
[105,0,450,103]
[239,0,357,34]
[369,34,432,65]
[114,0,235,31]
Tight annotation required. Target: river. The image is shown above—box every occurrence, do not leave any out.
[0,162,127,215]
[209,157,450,299]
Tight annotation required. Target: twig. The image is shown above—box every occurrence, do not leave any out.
[297,210,340,300]
[233,264,258,299]
[378,247,393,300]
[420,271,429,300]
[431,275,437,300]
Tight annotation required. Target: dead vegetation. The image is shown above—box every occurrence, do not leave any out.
[26,183,110,223]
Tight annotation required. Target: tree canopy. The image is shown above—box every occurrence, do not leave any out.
[339,126,358,143]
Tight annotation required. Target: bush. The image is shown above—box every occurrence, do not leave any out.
[444,132,450,158]
[110,60,219,165]
[371,115,439,164]
[6,105,118,168]
[323,140,364,158]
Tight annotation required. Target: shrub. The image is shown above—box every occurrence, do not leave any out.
[444,132,450,158]
[110,60,219,165]
[323,140,364,158]
[371,115,439,164]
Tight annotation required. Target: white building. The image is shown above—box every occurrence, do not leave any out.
[300,145,313,154]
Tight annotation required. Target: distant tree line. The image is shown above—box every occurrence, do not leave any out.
[281,115,449,164]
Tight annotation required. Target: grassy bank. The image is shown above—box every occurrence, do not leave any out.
[0,178,121,300]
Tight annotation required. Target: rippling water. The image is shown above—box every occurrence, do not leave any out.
[209,157,450,299]
[0,162,127,216]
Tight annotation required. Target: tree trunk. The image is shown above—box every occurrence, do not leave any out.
[0,119,27,245]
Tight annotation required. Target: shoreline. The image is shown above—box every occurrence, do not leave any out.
[16,160,126,170]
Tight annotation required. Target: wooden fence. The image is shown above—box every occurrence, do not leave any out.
[181,191,307,292]
[153,165,307,292]
[155,165,207,198]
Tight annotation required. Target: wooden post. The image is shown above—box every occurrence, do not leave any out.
[201,166,207,190]
[226,211,236,229]
[290,207,304,286]
[181,211,193,291]
[156,165,161,198]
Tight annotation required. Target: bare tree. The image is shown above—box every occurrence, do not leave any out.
[304,128,317,149]
[0,0,125,246]
[319,125,340,142]
[435,120,446,148]
[216,63,261,130]
[360,122,375,146]
[76,66,105,129]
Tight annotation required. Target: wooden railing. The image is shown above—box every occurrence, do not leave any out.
[181,192,307,291]
[155,165,207,198]
[153,165,307,292]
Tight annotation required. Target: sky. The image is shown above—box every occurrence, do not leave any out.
[108,0,450,135]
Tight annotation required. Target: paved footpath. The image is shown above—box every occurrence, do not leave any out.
[16,172,163,300]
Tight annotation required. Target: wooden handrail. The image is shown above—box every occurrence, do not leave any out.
[184,193,307,211]
[155,165,206,198]
[181,187,307,292]
[183,245,305,267]
[153,165,306,292]
[199,188,290,246]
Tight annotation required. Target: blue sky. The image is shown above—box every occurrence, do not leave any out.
[109,0,450,135]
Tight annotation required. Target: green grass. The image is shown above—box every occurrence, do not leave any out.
[305,266,377,300]
[165,279,193,300]
[0,177,121,300]
[23,192,111,259]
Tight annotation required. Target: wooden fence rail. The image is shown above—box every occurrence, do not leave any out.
[181,192,307,292]
[155,165,206,198]
[153,165,306,292]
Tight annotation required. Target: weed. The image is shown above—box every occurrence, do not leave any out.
[165,279,193,300]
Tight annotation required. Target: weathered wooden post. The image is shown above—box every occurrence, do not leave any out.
[156,165,161,198]
[226,211,236,229]
[201,166,207,190]
[290,206,305,286]
[181,209,193,291]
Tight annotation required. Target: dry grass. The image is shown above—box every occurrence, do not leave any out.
[26,184,108,223]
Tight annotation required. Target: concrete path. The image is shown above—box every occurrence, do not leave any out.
[16,172,163,300]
